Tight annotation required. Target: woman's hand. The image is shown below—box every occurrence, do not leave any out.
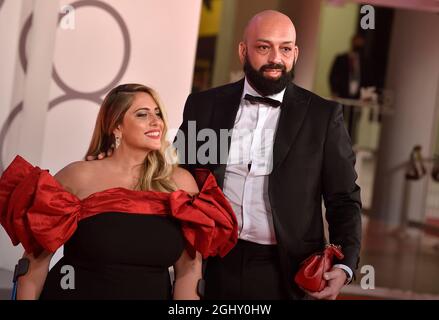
[172,250,202,300]
[85,147,114,161]
[16,251,53,300]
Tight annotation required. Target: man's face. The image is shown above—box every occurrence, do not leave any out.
[352,35,365,53]
[239,16,298,95]
[243,53,295,97]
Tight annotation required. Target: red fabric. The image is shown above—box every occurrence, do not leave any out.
[0,156,238,259]
[294,245,344,292]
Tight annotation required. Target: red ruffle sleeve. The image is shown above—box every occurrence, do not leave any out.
[0,156,81,256]
[170,169,238,259]
[0,156,45,255]
[0,156,238,259]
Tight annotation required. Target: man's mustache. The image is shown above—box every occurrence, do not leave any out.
[260,63,286,72]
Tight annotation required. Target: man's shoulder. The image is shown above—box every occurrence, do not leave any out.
[188,79,243,102]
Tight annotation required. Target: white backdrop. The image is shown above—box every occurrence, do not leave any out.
[0,0,202,271]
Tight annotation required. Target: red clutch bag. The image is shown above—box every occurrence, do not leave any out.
[294,244,344,292]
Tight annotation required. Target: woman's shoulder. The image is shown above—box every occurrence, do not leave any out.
[172,167,199,195]
[55,160,92,179]
[54,160,98,193]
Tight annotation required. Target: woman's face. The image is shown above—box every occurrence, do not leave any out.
[115,92,164,152]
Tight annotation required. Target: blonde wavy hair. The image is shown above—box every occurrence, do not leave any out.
[86,83,178,192]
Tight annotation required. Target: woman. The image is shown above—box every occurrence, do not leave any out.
[0,84,238,300]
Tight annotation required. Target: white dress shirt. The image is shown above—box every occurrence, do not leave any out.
[222,78,353,281]
[223,79,283,245]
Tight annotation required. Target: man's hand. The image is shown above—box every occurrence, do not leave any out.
[85,148,113,161]
[303,267,347,300]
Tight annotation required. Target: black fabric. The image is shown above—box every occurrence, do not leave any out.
[204,240,290,300]
[328,53,377,143]
[329,53,376,99]
[39,213,185,300]
[176,79,362,299]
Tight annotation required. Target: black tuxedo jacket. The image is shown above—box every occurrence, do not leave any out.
[176,79,362,297]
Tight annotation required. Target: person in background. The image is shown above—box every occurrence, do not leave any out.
[329,33,376,144]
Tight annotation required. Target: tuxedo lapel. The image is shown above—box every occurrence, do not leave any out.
[210,79,244,188]
[272,83,310,171]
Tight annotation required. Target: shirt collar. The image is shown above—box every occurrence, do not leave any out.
[242,77,287,104]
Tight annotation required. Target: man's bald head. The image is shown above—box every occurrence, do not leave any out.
[243,10,297,44]
[238,10,299,96]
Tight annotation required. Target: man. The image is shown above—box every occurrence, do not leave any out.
[329,33,376,143]
[176,10,362,300]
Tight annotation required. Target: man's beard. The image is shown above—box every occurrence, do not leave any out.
[243,55,295,96]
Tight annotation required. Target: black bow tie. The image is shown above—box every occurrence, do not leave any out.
[244,94,282,108]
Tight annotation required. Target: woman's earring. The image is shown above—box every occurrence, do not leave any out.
[115,136,121,149]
